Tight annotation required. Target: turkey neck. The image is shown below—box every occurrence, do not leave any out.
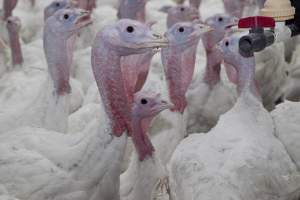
[238,56,259,99]
[44,31,72,95]
[163,46,184,112]
[203,47,221,87]
[163,43,197,113]
[8,28,23,67]
[43,28,72,133]
[92,37,132,136]
[118,0,147,22]
[131,114,154,160]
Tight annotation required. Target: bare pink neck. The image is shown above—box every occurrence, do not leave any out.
[162,44,198,112]
[8,30,23,66]
[203,47,221,87]
[131,114,154,161]
[44,30,72,96]
[92,37,132,136]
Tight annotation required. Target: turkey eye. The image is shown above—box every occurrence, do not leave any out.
[126,26,134,33]
[64,14,69,20]
[225,41,229,46]
[178,27,185,32]
[55,2,60,7]
[180,7,185,11]
[218,17,223,22]
[141,99,148,105]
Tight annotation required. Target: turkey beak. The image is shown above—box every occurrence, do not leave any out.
[75,10,92,28]
[143,33,169,49]
[158,100,174,112]
[225,17,239,29]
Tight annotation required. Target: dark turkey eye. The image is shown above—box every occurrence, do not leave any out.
[64,14,69,20]
[126,26,134,33]
[180,7,185,12]
[178,27,185,32]
[141,99,148,105]
[225,41,229,46]
[55,2,60,7]
[218,17,223,22]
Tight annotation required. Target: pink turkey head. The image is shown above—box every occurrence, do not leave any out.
[202,13,238,49]
[46,8,92,39]
[3,0,18,20]
[6,16,21,34]
[218,36,241,67]
[131,91,172,161]
[219,35,259,97]
[160,5,200,28]
[132,91,172,118]
[102,19,168,56]
[44,0,76,20]
[166,21,211,49]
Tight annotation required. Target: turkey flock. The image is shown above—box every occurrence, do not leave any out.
[0,0,300,199]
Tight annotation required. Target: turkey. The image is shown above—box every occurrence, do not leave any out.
[186,13,237,133]
[120,21,211,200]
[91,18,168,159]
[169,34,300,200]
[0,89,170,200]
[0,8,91,133]
[117,0,158,103]
[272,100,300,170]
[0,18,170,200]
